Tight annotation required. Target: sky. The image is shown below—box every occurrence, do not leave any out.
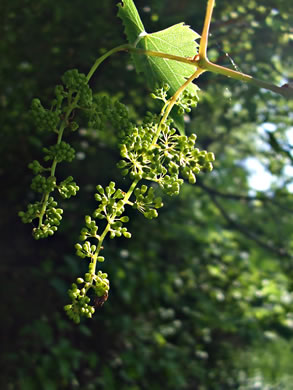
[245,123,293,192]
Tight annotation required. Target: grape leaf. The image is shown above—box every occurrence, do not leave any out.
[117,0,145,46]
[117,0,200,133]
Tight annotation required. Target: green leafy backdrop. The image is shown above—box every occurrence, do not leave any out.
[1,0,293,389]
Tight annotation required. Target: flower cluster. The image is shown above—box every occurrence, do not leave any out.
[65,86,215,321]
[62,69,92,108]
[30,98,60,133]
[58,176,79,199]
[22,67,216,322]
[19,69,92,238]
[85,93,134,144]
[43,141,75,163]
[117,115,215,196]
[64,270,109,324]
[151,83,199,115]
[175,89,199,115]
[133,185,163,219]
[30,175,56,194]
[93,182,132,239]
[150,83,170,103]
[19,196,63,239]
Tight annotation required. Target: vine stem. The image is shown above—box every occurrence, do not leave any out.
[83,0,291,99]
[37,95,80,228]
[199,0,214,59]
[88,68,205,277]
[126,3,292,99]
[85,31,292,100]
[124,50,292,99]
[194,0,293,98]
[87,44,132,82]
[39,0,292,231]
[91,223,110,277]
[90,179,139,276]
[128,47,196,65]
[152,68,205,146]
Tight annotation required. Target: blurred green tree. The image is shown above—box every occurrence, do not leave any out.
[1,0,293,389]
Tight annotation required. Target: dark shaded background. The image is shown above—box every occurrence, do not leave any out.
[1,0,293,388]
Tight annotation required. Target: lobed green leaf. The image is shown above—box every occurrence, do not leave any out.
[118,0,201,133]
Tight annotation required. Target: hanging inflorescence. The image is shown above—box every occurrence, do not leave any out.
[19,67,215,323]
[64,84,215,323]
[18,69,93,239]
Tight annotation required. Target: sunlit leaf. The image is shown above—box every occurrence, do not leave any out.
[117,0,200,132]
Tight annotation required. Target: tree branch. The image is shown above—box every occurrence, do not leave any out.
[205,190,292,259]
[198,182,293,214]
[195,0,293,99]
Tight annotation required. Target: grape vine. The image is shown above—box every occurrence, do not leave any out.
[19,0,291,323]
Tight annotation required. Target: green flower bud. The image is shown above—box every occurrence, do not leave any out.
[141,185,148,194]
[96,185,104,194]
[85,215,91,225]
[85,273,91,282]
[117,160,128,168]
[70,121,79,131]
[188,173,196,184]
[193,166,201,174]
[95,193,102,201]
[207,152,215,162]
[204,162,213,172]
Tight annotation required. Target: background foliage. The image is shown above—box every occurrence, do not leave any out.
[1,0,293,389]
